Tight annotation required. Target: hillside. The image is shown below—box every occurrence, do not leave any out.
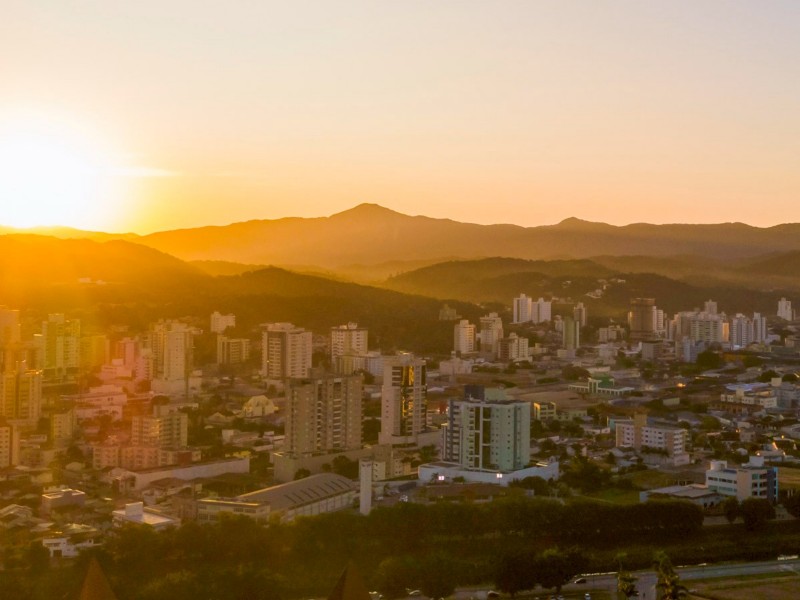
[382,257,789,318]
[0,236,479,354]
[0,235,205,290]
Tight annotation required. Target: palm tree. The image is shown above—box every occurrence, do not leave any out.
[615,553,638,599]
[654,552,688,599]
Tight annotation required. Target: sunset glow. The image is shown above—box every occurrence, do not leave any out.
[0,118,122,230]
[2,1,800,232]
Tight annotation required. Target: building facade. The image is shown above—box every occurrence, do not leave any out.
[285,373,362,455]
[379,354,429,445]
[261,323,312,379]
[443,393,530,472]
[705,457,778,502]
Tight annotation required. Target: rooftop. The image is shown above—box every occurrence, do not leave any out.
[238,473,355,511]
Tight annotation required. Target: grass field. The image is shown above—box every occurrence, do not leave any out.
[576,488,641,505]
[623,469,677,490]
[778,466,800,490]
[688,572,800,600]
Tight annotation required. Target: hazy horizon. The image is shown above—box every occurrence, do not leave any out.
[2,201,800,236]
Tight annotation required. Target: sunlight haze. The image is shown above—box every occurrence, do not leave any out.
[2,1,799,232]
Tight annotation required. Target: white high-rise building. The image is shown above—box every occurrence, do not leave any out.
[216,336,251,365]
[532,298,552,324]
[210,312,236,334]
[498,333,529,362]
[0,307,21,374]
[0,362,42,423]
[330,323,368,358]
[730,313,766,348]
[629,298,658,341]
[261,323,312,379]
[778,298,793,321]
[512,294,533,324]
[0,308,21,347]
[379,354,428,445]
[730,314,753,348]
[562,316,580,351]
[0,420,20,468]
[38,314,80,380]
[148,321,197,395]
[479,313,504,357]
[453,320,476,355]
[443,393,531,471]
[704,300,718,316]
[285,373,362,455]
[689,313,728,344]
[161,323,194,381]
[573,302,588,327]
[753,312,767,343]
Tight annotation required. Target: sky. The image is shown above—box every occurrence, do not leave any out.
[1,1,799,233]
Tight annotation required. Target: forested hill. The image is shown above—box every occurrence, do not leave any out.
[0,235,479,354]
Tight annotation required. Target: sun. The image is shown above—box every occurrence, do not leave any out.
[0,117,122,230]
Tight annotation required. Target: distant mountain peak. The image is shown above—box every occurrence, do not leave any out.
[331,203,404,218]
[555,217,606,228]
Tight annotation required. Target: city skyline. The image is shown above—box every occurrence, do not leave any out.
[2,1,800,233]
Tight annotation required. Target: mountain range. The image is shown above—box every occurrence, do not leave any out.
[5,204,800,271]
[1,206,798,345]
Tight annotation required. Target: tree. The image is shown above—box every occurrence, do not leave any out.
[493,550,536,598]
[417,445,439,465]
[696,351,722,370]
[25,541,50,575]
[508,476,550,496]
[654,552,687,600]
[617,569,638,599]
[374,556,419,600]
[332,455,359,479]
[615,553,638,599]
[783,494,800,518]
[739,497,776,531]
[722,496,740,524]
[416,553,458,599]
[534,548,586,594]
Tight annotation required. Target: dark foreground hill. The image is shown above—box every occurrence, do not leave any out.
[0,236,479,354]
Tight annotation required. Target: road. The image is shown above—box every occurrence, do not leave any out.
[450,557,800,600]
[558,557,800,599]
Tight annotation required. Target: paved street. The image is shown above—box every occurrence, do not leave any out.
[452,557,800,600]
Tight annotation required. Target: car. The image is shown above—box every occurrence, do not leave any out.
[487,592,500,599]
[407,591,421,597]
[584,594,592,600]
[574,577,587,584]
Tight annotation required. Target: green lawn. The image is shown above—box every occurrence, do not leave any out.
[778,466,800,490]
[624,469,678,490]
[575,487,641,504]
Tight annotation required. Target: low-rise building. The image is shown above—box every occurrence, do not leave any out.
[639,484,724,510]
[41,488,86,516]
[615,413,689,465]
[705,456,778,502]
[112,501,179,530]
[197,473,357,523]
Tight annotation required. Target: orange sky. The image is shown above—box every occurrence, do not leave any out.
[2,1,800,233]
